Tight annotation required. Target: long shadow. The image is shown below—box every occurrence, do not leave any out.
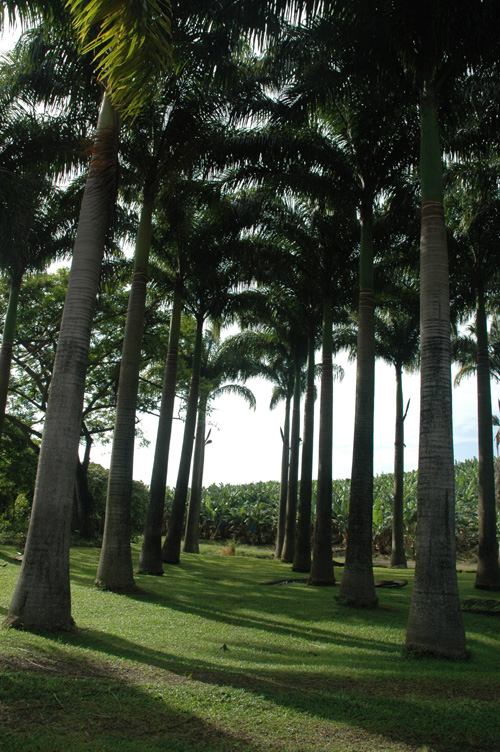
[4,544,500,751]
[38,625,500,752]
[0,643,270,752]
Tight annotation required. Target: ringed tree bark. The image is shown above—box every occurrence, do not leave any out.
[183,387,209,554]
[309,293,335,586]
[293,330,315,572]
[0,270,21,443]
[5,93,119,629]
[474,288,500,590]
[339,196,378,606]
[390,362,408,568]
[405,83,466,657]
[137,278,182,574]
[281,355,302,563]
[74,424,94,539]
[275,395,290,559]
[162,314,203,564]
[4,0,172,630]
[96,187,155,591]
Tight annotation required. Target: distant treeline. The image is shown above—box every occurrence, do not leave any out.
[0,457,491,554]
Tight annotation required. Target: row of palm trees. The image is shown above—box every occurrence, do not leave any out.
[1,0,500,661]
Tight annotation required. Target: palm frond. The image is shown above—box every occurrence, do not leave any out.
[67,0,173,119]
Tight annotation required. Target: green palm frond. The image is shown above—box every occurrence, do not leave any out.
[210,383,256,411]
[66,0,172,119]
[454,362,476,387]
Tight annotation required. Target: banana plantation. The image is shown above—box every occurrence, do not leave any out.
[1,0,500,672]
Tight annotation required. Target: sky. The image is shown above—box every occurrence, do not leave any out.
[90,348,487,488]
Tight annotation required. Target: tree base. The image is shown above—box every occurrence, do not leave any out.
[336,594,378,607]
[339,565,378,607]
[474,580,500,591]
[292,563,311,573]
[183,544,200,554]
[404,644,469,660]
[3,613,75,631]
[308,577,336,586]
[136,567,164,576]
[94,579,137,593]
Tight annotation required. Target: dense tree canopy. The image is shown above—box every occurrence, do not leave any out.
[1,0,500,661]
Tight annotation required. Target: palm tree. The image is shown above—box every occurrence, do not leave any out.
[375,299,420,568]
[447,156,500,590]
[95,82,228,589]
[255,196,354,576]
[183,329,257,553]
[389,0,499,657]
[137,272,182,574]
[161,194,260,565]
[5,2,173,629]
[265,11,416,602]
[259,342,295,559]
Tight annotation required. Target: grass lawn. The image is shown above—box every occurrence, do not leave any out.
[0,541,499,751]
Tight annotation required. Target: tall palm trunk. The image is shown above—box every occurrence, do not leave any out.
[74,427,94,539]
[474,288,500,589]
[162,315,203,564]
[137,280,182,574]
[96,189,155,590]
[339,197,377,606]
[405,84,466,657]
[0,270,22,443]
[5,93,119,629]
[390,363,407,568]
[309,294,335,585]
[275,396,290,558]
[183,388,209,554]
[281,358,301,563]
[293,332,315,572]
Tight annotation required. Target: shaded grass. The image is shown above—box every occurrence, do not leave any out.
[0,544,499,751]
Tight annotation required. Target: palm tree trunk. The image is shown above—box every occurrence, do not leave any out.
[74,426,94,539]
[390,363,407,568]
[0,271,22,443]
[474,288,500,589]
[96,188,155,591]
[183,389,209,554]
[5,93,119,629]
[162,315,203,564]
[275,396,290,558]
[309,294,335,586]
[339,197,377,606]
[137,279,182,574]
[293,331,315,572]
[405,83,466,657]
[281,358,301,563]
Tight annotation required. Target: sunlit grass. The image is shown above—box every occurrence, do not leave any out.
[0,543,499,751]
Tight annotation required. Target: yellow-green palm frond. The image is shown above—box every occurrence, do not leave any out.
[66,0,172,119]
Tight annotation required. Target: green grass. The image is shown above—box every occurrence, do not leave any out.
[0,544,499,751]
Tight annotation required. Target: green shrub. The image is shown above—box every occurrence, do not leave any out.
[88,462,149,540]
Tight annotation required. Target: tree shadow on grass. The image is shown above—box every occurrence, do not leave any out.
[0,644,270,752]
[30,627,500,752]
